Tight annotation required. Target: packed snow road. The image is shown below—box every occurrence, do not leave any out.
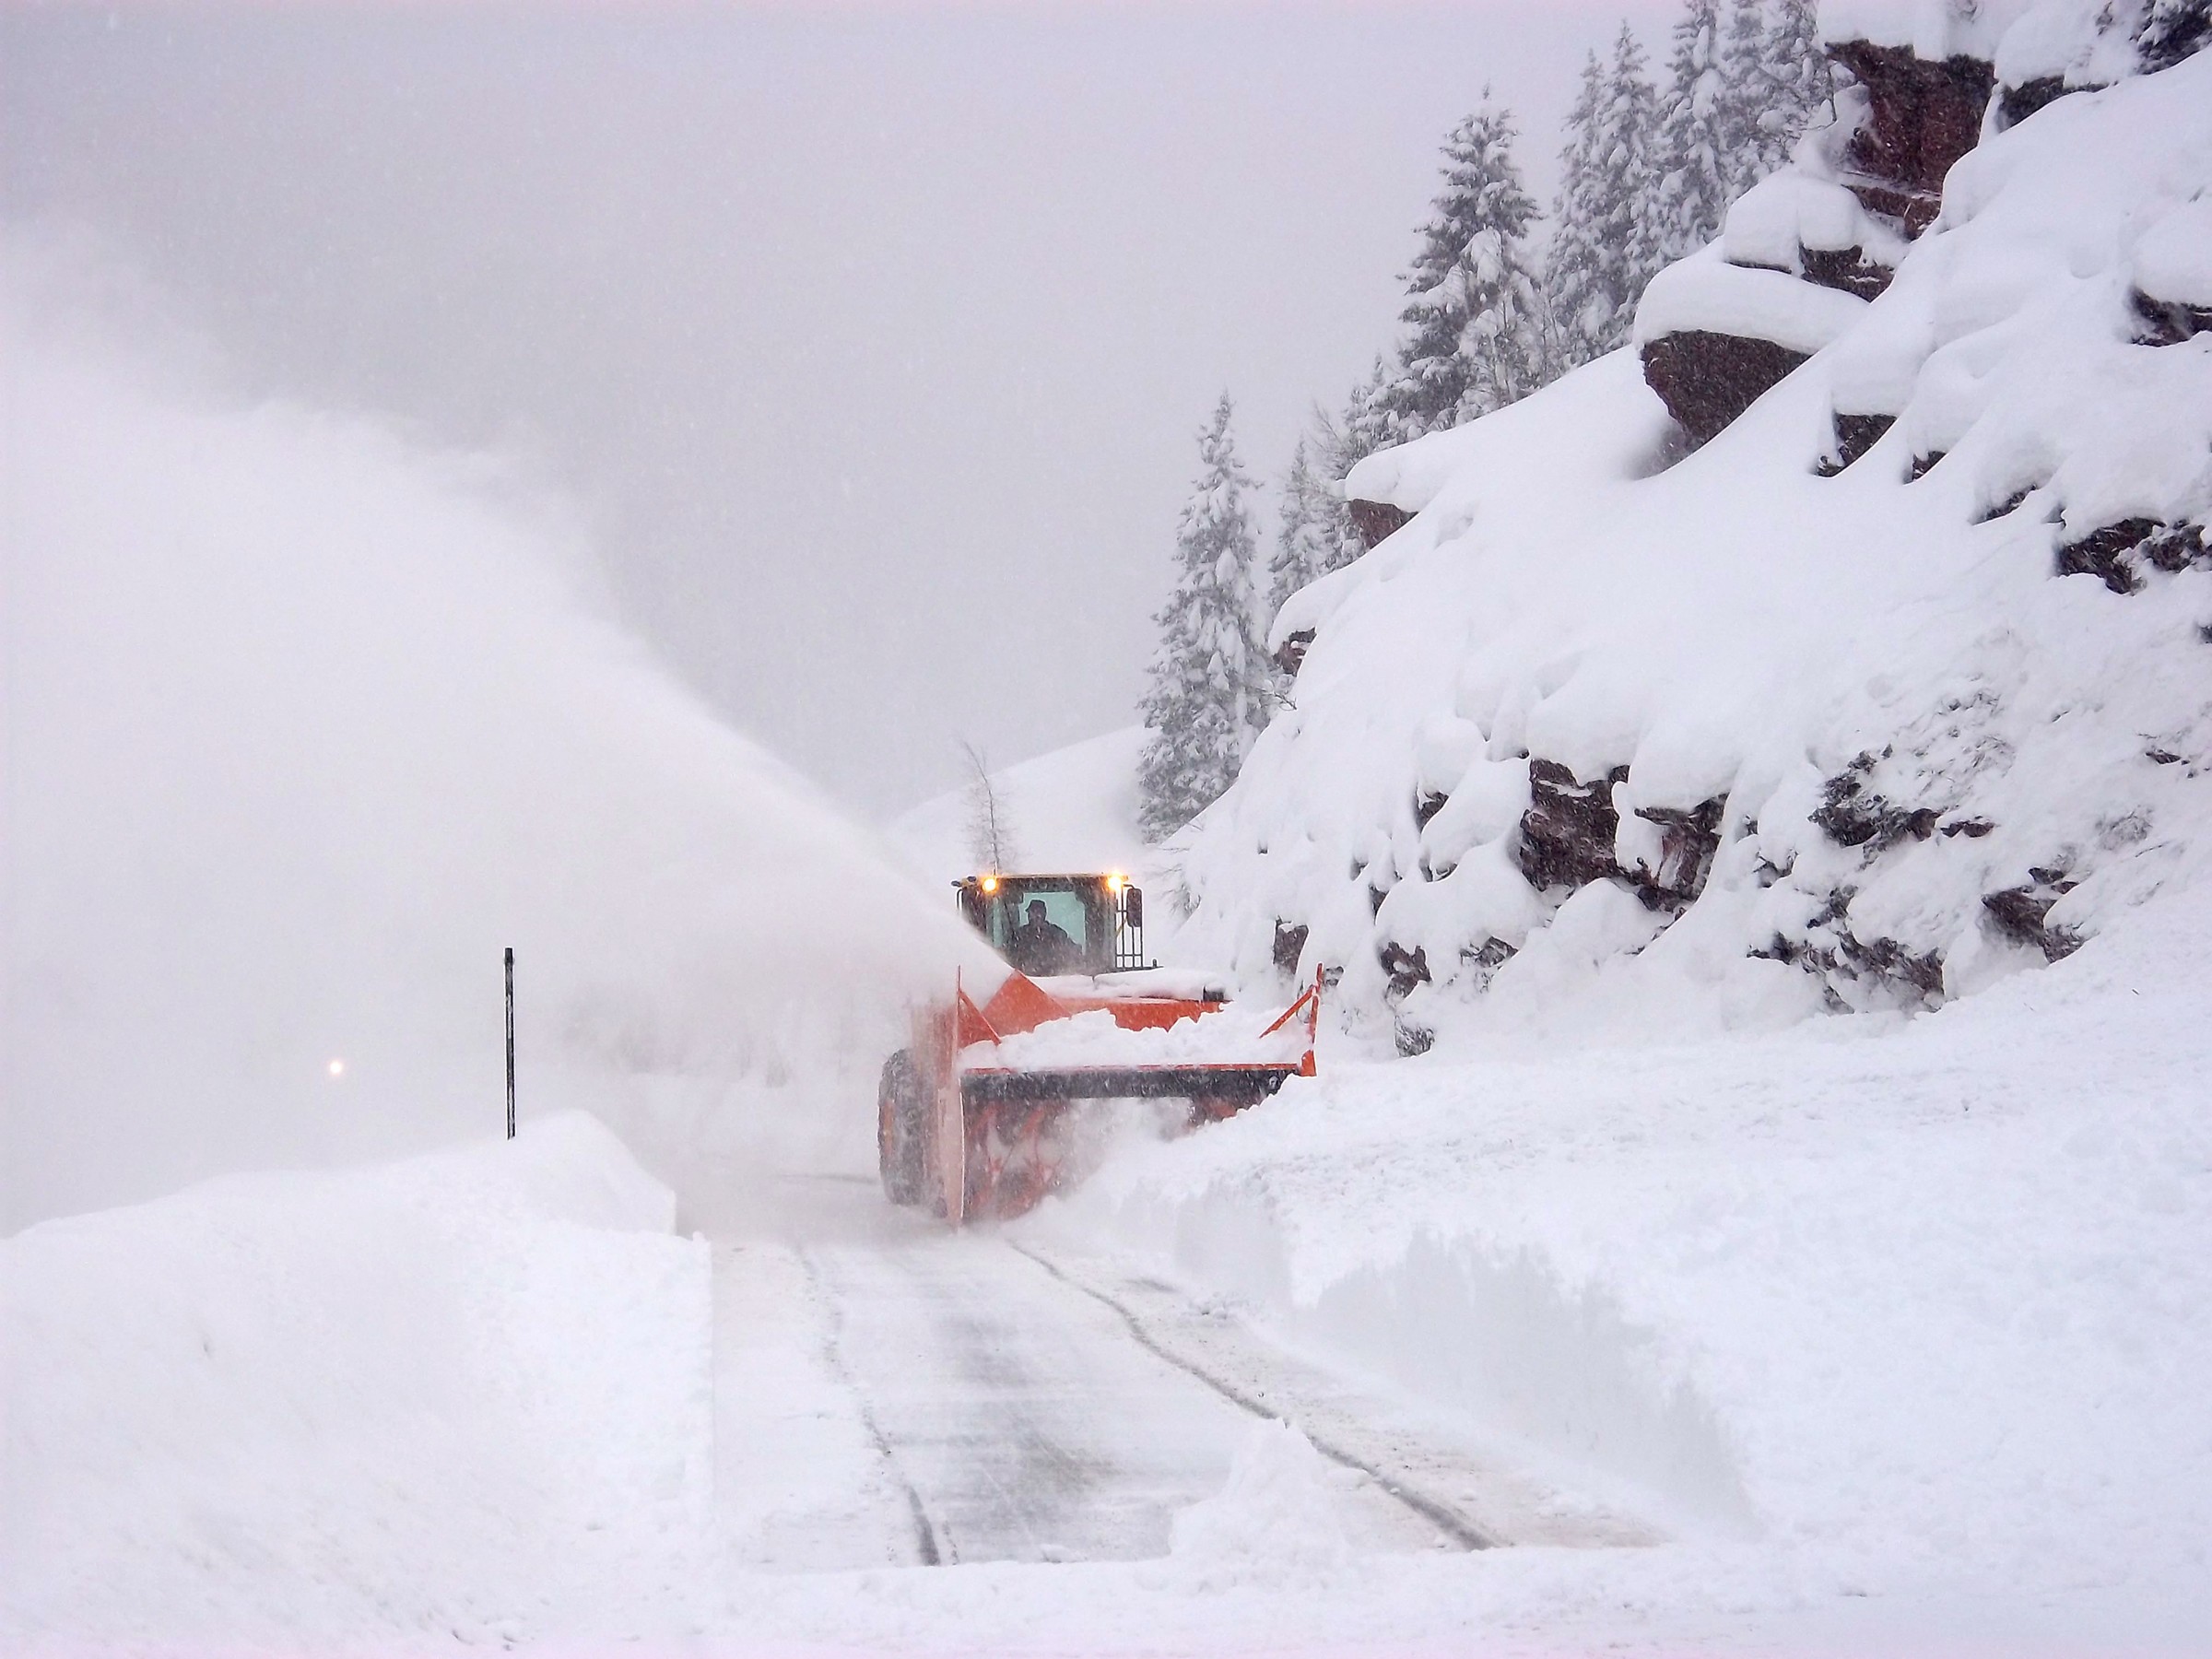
[703,1173,1648,1571]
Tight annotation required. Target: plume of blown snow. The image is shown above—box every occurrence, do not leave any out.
[1,242,992,1231]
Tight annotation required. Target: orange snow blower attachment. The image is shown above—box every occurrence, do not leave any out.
[877,872,1320,1223]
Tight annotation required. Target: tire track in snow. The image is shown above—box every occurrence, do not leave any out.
[795,1246,947,1566]
[1007,1241,1500,1552]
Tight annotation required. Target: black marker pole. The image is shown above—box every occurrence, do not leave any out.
[504,947,516,1141]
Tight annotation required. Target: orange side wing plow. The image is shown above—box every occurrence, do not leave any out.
[934,967,1323,1223]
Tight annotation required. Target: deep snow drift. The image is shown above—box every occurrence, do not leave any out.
[1044,879,2212,1644]
[2,252,992,1230]
[1,1114,713,1646]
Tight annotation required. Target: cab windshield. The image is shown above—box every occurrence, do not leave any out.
[981,880,1105,977]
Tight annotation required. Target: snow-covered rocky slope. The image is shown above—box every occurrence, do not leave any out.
[1175,30,2212,1049]
[1031,11,2212,1642]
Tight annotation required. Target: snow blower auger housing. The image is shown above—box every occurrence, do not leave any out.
[877,871,1320,1223]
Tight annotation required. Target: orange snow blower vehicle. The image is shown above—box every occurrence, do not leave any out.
[877,871,1321,1223]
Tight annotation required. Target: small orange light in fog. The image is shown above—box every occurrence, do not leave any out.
[1105,873,1125,891]
[981,875,998,893]
[327,1058,347,1079]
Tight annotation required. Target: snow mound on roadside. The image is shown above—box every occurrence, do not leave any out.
[0,1111,712,1647]
[1182,52,2212,1041]
[1167,1418,1350,1583]
[1065,877,2212,1618]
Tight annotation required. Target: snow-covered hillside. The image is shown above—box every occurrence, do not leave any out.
[888,724,1148,887]
[1176,35,2212,1049]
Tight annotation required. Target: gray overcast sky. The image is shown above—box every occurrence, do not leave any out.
[3,0,1663,818]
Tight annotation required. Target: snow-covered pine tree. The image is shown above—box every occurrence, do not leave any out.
[1653,0,1732,261]
[1137,394,1268,841]
[1717,0,1773,202]
[1378,101,1549,442]
[1547,26,1664,369]
[1301,360,1398,576]
[1335,356,1396,481]
[1759,0,1835,171]
[1545,51,1609,370]
[1266,436,1339,628]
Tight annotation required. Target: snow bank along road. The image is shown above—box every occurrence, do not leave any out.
[706,1172,1650,1571]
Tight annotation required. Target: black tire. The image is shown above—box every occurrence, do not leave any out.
[877,1049,927,1206]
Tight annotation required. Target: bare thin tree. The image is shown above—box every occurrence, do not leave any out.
[959,741,1020,874]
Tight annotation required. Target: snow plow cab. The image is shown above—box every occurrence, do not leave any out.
[878,871,1320,1222]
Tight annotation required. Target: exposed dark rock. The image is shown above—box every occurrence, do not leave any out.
[1817,412,1896,476]
[2138,1,2212,72]
[1801,245,1896,300]
[1347,499,1413,549]
[2131,288,2212,345]
[1997,75,2076,128]
[1940,817,1995,838]
[1629,797,1726,912]
[1272,920,1310,975]
[1366,882,1388,918]
[2147,747,2184,766]
[1273,628,1316,677]
[1394,1018,1436,1058]
[1755,885,1947,1006]
[1516,759,1629,892]
[1460,936,1516,991]
[1977,485,2038,523]
[1641,331,1809,447]
[1414,789,1449,830]
[1828,41,1995,232]
[1983,870,2082,961]
[1812,752,1941,852]
[1834,928,1948,997]
[2053,517,2211,593]
[1378,941,1431,1001]
[2145,523,2209,571]
[1908,451,1947,482]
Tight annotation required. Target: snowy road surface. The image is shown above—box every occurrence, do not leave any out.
[706,1174,1647,1571]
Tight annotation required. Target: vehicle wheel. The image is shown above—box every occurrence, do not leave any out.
[877,1049,927,1206]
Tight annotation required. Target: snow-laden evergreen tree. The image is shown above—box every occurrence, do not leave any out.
[1138,394,1267,841]
[1758,0,1836,171]
[1546,51,1609,367]
[1378,101,1550,443]
[1336,355,1396,476]
[1266,435,1340,628]
[1547,26,1664,369]
[1717,0,1774,201]
[1654,0,1732,261]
